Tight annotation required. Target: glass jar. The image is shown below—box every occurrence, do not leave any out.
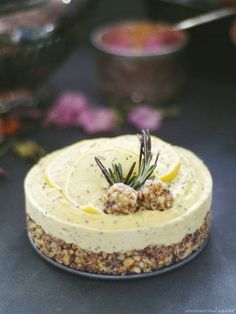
[91,21,188,107]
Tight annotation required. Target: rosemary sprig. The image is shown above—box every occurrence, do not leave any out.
[95,129,159,190]
[94,157,114,186]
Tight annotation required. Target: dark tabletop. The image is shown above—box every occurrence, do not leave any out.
[1,1,236,313]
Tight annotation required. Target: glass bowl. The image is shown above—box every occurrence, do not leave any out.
[0,0,96,113]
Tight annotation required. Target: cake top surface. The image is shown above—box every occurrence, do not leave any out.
[25,134,212,231]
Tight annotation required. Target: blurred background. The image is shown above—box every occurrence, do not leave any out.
[1,1,236,313]
[0,0,235,163]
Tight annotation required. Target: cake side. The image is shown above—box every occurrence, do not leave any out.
[27,211,211,275]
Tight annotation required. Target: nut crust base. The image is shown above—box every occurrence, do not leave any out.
[27,212,211,275]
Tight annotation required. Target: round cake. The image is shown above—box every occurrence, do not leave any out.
[25,131,212,275]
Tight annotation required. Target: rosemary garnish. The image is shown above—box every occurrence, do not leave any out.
[95,129,159,190]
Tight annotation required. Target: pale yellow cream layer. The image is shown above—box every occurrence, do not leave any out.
[24,135,212,253]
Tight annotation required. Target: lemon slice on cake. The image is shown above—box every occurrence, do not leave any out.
[80,205,104,215]
[111,135,181,183]
[64,147,139,208]
[155,148,180,183]
[45,138,110,190]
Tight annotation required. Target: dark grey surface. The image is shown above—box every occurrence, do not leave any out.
[1,1,236,313]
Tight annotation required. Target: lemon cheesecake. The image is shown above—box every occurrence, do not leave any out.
[25,131,212,275]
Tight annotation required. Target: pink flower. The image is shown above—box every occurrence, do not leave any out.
[128,105,162,131]
[79,108,116,134]
[45,92,88,128]
[0,167,7,178]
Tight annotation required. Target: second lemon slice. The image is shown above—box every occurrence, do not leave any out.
[112,135,181,183]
